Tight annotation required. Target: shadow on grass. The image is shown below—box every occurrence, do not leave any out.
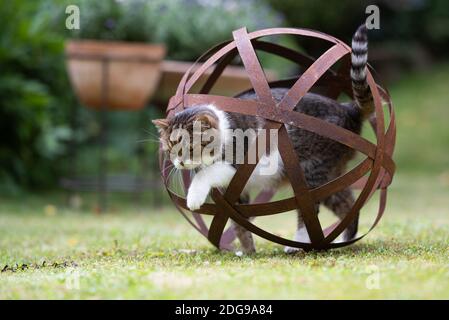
[6,238,444,272]
[185,238,447,262]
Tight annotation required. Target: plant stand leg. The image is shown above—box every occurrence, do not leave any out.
[65,95,79,208]
[98,109,107,212]
[97,58,109,213]
[134,110,149,205]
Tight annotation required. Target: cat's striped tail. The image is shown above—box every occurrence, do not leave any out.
[351,24,374,119]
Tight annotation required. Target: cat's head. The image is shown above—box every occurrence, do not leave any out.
[152,105,228,170]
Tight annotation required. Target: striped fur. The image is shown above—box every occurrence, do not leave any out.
[351,24,374,119]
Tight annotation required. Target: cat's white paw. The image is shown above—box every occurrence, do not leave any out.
[284,246,301,254]
[294,227,311,243]
[186,190,207,211]
[285,228,310,254]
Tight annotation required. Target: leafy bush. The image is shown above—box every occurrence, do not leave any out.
[67,0,281,60]
[151,0,281,60]
[267,0,449,58]
[0,1,73,193]
[71,0,159,42]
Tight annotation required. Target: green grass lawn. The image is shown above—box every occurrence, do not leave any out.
[1,64,449,299]
[0,172,448,299]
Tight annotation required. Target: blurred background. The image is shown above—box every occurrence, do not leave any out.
[1,0,448,211]
[1,0,449,300]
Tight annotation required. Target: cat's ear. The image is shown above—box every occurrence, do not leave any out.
[194,113,218,130]
[152,118,169,132]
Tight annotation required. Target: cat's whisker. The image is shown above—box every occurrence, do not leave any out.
[136,138,160,144]
[142,128,160,139]
[177,169,184,194]
[167,166,177,181]
[162,164,174,177]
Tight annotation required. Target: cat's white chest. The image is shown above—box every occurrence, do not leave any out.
[186,150,284,210]
[244,150,284,192]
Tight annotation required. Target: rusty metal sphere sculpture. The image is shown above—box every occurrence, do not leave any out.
[159,27,396,251]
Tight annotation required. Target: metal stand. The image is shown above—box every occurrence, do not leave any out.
[61,56,161,212]
[97,58,109,211]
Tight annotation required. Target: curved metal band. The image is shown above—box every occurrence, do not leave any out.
[160,27,396,251]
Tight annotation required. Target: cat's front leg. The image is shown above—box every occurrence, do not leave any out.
[233,195,256,254]
[186,176,211,211]
[186,162,236,211]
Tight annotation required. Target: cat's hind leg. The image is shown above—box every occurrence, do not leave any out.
[284,204,319,254]
[323,188,359,242]
[232,194,256,254]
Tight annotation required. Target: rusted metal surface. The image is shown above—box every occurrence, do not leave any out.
[160,27,396,251]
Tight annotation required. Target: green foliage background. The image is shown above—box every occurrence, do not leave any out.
[268,0,449,56]
[0,0,279,193]
[1,0,448,193]
[0,1,74,193]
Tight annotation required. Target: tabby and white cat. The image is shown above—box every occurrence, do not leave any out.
[153,25,374,253]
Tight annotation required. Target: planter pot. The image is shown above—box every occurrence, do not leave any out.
[65,40,166,111]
